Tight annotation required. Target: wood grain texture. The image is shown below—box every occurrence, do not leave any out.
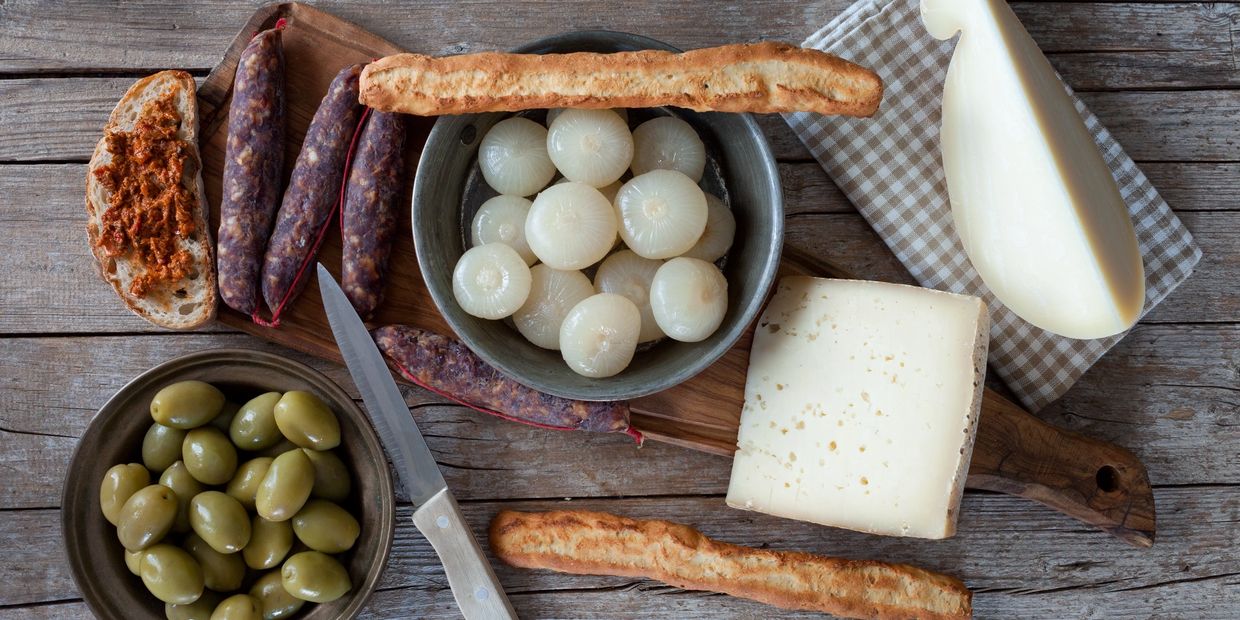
[9,77,1240,164]
[2,0,1238,617]
[4,488,1237,615]
[2,2,1237,91]
[2,321,1230,503]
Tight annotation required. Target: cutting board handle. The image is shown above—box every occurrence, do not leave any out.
[966,390,1156,547]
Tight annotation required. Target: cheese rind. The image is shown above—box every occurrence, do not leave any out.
[922,0,1144,340]
[726,277,988,539]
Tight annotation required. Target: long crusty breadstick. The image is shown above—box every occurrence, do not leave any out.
[360,41,882,117]
[489,510,971,620]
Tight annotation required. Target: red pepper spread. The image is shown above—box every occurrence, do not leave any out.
[93,91,197,297]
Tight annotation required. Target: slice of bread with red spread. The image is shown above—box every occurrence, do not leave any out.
[86,70,216,329]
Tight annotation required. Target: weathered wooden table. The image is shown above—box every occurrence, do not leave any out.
[1,1,1236,618]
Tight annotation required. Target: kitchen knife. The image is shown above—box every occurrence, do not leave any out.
[318,264,517,619]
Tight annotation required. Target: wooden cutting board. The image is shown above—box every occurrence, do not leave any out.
[196,2,1155,546]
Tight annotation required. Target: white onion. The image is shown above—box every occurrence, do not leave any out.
[478,117,556,197]
[513,265,595,350]
[593,250,665,342]
[471,195,536,265]
[525,182,618,270]
[680,193,735,262]
[559,293,641,378]
[650,257,727,342]
[614,170,707,259]
[547,109,633,188]
[452,243,532,319]
[630,116,706,181]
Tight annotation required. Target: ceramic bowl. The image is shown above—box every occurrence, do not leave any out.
[412,30,784,401]
[62,349,394,619]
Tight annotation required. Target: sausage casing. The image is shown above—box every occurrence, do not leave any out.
[260,64,364,314]
[341,111,406,319]
[372,325,634,435]
[217,27,285,315]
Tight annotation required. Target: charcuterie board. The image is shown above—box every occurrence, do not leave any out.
[197,2,1155,546]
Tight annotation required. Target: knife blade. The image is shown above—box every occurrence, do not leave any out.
[318,264,517,619]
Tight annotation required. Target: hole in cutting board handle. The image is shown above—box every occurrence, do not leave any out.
[460,125,477,145]
[1096,465,1120,493]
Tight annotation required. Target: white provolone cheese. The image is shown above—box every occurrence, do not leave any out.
[726,278,988,539]
[922,0,1144,339]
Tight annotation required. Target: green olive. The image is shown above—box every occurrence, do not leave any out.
[183,532,245,592]
[140,543,204,605]
[117,484,178,551]
[209,401,241,433]
[229,392,284,451]
[254,439,300,459]
[189,491,251,554]
[255,449,314,522]
[143,424,189,473]
[124,548,145,576]
[151,381,226,429]
[182,427,238,485]
[303,449,351,502]
[159,461,204,534]
[210,594,262,620]
[280,551,351,603]
[225,457,273,511]
[244,515,293,570]
[273,391,340,450]
[166,590,221,620]
[291,500,359,553]
[249,571,305,620]
[100,463,150,525]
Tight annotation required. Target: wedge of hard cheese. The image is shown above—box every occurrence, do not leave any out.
[727,278,989,539]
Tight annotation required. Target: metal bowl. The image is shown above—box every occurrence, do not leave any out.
[62,349,394,619]
[412,31,784,401]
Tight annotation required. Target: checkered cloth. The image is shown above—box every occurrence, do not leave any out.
[784,0,1202,411]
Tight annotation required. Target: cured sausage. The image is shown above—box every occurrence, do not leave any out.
[341,111,406,319]
[372,324,640,439]
[260,64,364,315]
[217,26,285,315]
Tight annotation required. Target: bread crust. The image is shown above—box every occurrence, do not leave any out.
[490,509,972,620]
[360,41,882,117]
[85,70,217,330]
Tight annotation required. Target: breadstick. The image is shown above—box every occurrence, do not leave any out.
[360,41,882,117]
[489,509,971,620]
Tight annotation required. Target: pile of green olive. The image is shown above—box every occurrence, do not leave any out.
[99,380,361,619]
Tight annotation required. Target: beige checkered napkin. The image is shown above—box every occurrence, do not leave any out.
[784,0,1202,411]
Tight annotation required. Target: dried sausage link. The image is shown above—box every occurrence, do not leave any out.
[373,325,635,435]
[217,27,285,315]
[341,111,406,319]
[260,64,364,314]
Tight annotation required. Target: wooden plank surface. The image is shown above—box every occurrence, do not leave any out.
[4,488,1238,616]
[2,2,1237,91]
[1,1,1237,618]
[9,78,1240,164]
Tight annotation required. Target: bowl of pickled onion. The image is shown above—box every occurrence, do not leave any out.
[412,30,783,402]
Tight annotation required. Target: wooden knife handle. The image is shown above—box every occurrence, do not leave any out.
[967,390,1156,547]
[412,488,519,619]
